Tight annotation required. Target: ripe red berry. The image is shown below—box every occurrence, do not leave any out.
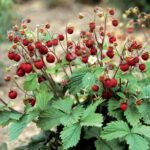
[127,27,133,33]
[46,40,52,47]
[90,47,97,55]
[120,63,129,72]
[82,56,88,63]
[141,52,149,61]
[29,98,36,106]
[86,40,94,48]
[127,58,136,66]
[8,90,17,99]
[14,36,20,43]
[35,41,42,49]
[106,50,114,59]
[22,39,29,46]
[102,90,113,99]
[14,54,21,62]
[133,57,139,63]
[111,78,118,87]
[46,53,55,63]
[109,36,116,43]
[38,75,47,83]
[23,63,33,73]
[34,60,44,69]
[8,51,15,60]
[58,34,64,41]
[67,26,74,34]
[75,46,82,56]
[89,22,95,32]
[109,9,115,15]
[66,52,76,62]
[8,34,14,41]
[112,19,118,27]
[120,102,128,111]
[52,39,59,46]
[38,45,48,55]
[92,85,99,92]
[27,45,34,52]
[104,79,112,88]
[16,68,25,77]
[139,63,146,71]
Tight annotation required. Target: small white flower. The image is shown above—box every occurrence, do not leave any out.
[88,55,97,65]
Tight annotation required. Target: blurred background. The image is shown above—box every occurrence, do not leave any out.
[0,0,149,149]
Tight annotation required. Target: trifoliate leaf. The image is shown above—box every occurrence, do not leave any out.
[60,123,81,149]
[125,134,149,150]
[60,106,84,126]
[101,121,130,141]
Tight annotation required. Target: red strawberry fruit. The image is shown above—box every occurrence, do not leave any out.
[8,90,17,99]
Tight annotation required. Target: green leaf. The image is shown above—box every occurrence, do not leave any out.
[108,100,122,119]
[125,134,149,150]
[84,127,100,139]
[101,121,130,141]
[37,107,64,130]
[68,68,89,94]
[140,84,150,99]
[9,117,27,141]
[94,67,104,78]
[95,139,122,150]
[82,72,96,90]
[0,111,11,126]
[10,112,22,120]
[60,106,84,126]
[137,101,150,124]
[81,113,103,127]
[117,92,126,99]
[60,123,81,149]
[132,125,150,138]
[124,105,141,126]
[9,111,38,141]
[24,74,38,91]
[82,101,101,118]
[36,91,53,110]
[52,98,74,114]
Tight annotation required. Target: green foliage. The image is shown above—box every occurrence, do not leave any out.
[9,110,38,141]
[124,105,141,126]
[36,91,53,110]
[125,134,149,150]
[0,0,19,41]
[101,121,150,150]
[60,123,81,149]
[101,121,130,141]
[24,74,38,91]
[106,0,150,13]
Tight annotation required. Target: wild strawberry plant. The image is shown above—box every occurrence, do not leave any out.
[1,7,150,150]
